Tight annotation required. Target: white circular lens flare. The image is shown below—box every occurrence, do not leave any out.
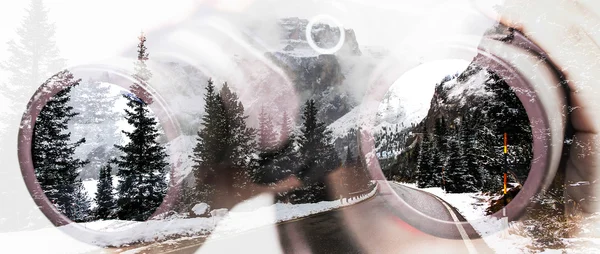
[305,14,346,55]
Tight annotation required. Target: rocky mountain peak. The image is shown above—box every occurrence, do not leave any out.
[277,17,361,56]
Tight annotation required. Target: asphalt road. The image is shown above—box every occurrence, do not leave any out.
[113,181,495,254]
[387,182,484,240]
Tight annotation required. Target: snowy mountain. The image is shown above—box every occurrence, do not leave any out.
[166,135,197,184]
[378,59,533,192]
[373,62,498,157]
[69,18,393,180]
[276,17,362,57]
[420,63,494,133]
[144,61,209,136]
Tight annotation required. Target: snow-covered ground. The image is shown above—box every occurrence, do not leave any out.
[396,182,531,253]
[395,182,600,253]
[1,183,377,253]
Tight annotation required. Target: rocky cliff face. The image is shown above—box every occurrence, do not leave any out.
[419,63,494,133]
[277,17,362,56]
[383,62,500,150]
[264,52,350,124]
[261,17,368,124]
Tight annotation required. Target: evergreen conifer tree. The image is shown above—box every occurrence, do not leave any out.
[274,110,300,179]
[417,135,434,188]
[255,106,279,184]
[478,71,532,192]
[94,163,116,220]
[192,81,256,206]
[219,83,257,192]
[433,118,447,186]
[471,103,505,192]
[257,106,277,152]
[221,83,257,168]
[1,2,66,230]
[70,79,120,125]
[445,135,464,193]
[192,79,226,203]
[0,1,67,228]
[130,32,153,105]
[32,70,91,222]
[460,115,482,192]
[1,0,66,105]
[293,100,341,203]
[114,93,169,221]
[406,143,416,182]
[280,111,293,144]
[445,117,481,193]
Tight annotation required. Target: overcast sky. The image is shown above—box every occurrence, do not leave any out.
[0,0,504,65]
[0,0,505,111]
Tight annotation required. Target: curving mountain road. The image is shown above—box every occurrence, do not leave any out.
[113,181,494,254]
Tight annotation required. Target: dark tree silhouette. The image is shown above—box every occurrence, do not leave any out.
[289,100,341,203]
[94,163,116,220]
[32,70,91,222]
[114,93,169,221]
[192,80,256,208]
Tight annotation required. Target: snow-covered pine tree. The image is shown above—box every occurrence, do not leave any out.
[219,83,255,168]
[444,115,482,193]
[1,0,66,106]
[70,79,120,124]
[94,163,116,220]
[255,106,279,184]
[273,110,300,182]
[0,2,66,230]
[432,117,448,187]
[219,83,257,194]
[192,79,225,204]
[280,110,293,144]
[410,141,421,182]
[114,93,169,221]
[293,99,341,203]
[473,106,506,192]
[32,70,91,222]
[192,81,256,207]
[460,115,482,192]
[70,184,93,222]
[417,135,434,188]
[130,32,153,105]
[445,134,463,193]
[0,1,67,228]
[487,71,532,181]
[258,106,277,152]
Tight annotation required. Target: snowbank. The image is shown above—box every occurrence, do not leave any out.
[1,183,377,252]
[398,183,600,253]
[0,226,101,254]
[396,182,530,253]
